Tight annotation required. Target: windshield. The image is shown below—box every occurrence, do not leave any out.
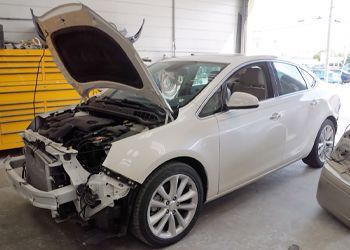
[98,61,227,110]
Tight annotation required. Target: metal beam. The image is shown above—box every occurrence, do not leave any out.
[325,0,334,83]
[240,0,249,54]
[172,0,176,57]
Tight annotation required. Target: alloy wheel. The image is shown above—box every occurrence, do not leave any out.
[318,124,335,162]
[147,174,198,239]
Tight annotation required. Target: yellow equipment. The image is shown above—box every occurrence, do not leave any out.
[0,49,83,150]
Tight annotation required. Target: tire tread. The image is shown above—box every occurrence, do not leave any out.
[302,119,335,168]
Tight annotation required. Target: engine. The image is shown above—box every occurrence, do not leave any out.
[74,122,146,173]
[35,109,148,173]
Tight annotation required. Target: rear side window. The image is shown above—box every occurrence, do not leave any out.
[273,62,307,95]
[301,69,317,87]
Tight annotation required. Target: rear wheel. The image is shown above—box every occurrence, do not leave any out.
[131,162,203,247]
[302,119,335,168]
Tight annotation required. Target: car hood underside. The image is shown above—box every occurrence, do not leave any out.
[33,3,172,114]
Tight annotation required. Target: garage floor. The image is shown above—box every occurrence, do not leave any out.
[1,85,350,250]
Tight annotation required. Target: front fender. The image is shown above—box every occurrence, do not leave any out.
[102,112,220,199]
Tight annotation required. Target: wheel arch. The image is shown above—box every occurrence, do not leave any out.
[149,156,209,202]
[326,115,338,132]
[303,115,338,159]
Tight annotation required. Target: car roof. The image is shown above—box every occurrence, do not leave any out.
[161,54,279,65]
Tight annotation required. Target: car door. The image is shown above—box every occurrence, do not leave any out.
[215,62,287,193]
[270,62,321,162]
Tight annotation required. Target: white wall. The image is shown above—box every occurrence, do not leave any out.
[175,0,243,56]
[0,0,245,61]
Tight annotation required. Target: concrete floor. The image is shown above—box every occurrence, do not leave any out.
[0,161,349,250]
[1,84,350,250]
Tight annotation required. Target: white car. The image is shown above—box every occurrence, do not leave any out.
[2,4,341,247]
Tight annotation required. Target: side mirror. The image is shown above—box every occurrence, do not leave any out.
[226,92,259,109]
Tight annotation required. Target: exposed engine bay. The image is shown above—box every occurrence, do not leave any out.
[37,112,147,174]
[12,96,169,231]
[30,96,167,174]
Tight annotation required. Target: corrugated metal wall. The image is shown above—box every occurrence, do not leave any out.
[175,0,244,56]
[0,0,245,61]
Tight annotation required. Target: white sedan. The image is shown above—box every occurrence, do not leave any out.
[3,4,341,247]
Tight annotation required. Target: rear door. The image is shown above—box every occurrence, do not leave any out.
[270,62,322,162]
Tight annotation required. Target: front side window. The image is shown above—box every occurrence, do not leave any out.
[149,61,227,109]
[224,63,271,101]
[199,63,272,117]
[273,62,307,95]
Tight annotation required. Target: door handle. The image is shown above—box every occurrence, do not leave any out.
[270,112,281,121]
[310,99,319,106]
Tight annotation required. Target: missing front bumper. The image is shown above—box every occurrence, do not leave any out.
[3,155,76,211]
[2,130,133,223]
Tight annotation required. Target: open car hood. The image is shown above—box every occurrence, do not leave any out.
[34,3,172,113]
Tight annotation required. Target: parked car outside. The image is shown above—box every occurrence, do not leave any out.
[341,63,350,83]
[312,67,342,84]
[312,68,325,80]
[328,70,342,84]
[1,4,341,247]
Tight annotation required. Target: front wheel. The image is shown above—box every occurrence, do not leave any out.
[131,162,203,247]
[303,119,336,168]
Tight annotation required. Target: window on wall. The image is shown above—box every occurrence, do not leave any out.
[273,62,307,95]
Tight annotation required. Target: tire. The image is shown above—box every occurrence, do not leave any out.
[131,161,204,247]
[302,119,336,168]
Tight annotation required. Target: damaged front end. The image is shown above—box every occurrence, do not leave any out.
[2,2,175,235]
[4,128,135,221]
[2,100,167,233]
